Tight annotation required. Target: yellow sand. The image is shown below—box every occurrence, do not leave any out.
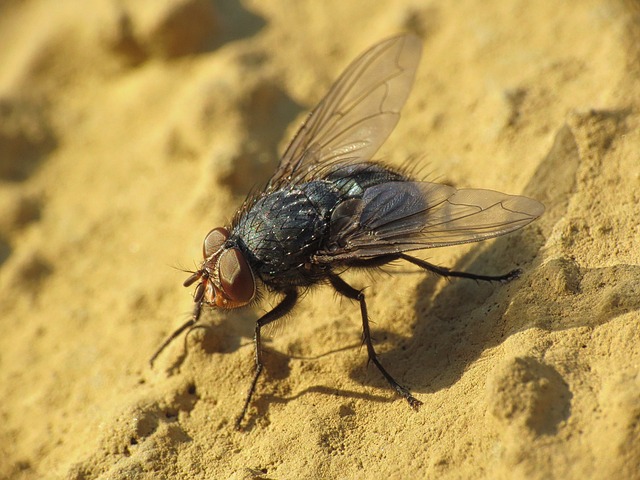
[1,1,639,478]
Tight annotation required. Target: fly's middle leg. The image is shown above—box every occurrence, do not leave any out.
[329,274,423,410]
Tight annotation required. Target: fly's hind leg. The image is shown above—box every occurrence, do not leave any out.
[329,274,422,410]
[399,253,521,283]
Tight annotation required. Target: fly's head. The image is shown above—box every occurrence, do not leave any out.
[184,227,256,310]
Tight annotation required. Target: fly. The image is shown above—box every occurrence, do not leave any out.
[150,34,544,430]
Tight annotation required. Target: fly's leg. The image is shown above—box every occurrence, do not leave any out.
[329,274,422,410]
[236,289,298,431]
[347,253,520,283]
[399,253,521,283]
[149,285,205,367]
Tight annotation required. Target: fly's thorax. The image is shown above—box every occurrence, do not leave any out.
[229,182,342,288]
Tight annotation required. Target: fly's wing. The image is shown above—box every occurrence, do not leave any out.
[314,181,545,261]
[268,34,422,189]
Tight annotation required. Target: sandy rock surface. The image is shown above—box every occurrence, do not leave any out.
[1,1,639,479]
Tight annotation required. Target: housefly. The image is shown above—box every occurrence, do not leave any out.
[150,34,544,429]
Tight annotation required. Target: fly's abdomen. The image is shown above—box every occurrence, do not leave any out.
[232,181,340,287]
[325,163,406,198]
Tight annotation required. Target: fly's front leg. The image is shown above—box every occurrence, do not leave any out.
[329,274,422,410]
[236,289,298,430]
[149,282,206,367]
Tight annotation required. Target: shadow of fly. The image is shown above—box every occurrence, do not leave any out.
[150,34,544,430]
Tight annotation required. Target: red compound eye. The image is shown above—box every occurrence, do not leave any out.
[202,227,229,258]
[218,248,255,305]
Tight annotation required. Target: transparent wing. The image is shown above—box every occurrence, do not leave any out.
[314,182,545,261]
[268,34,422,189]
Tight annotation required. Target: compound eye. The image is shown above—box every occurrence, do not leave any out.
[218,248,255,304]
[203,227,230,258]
